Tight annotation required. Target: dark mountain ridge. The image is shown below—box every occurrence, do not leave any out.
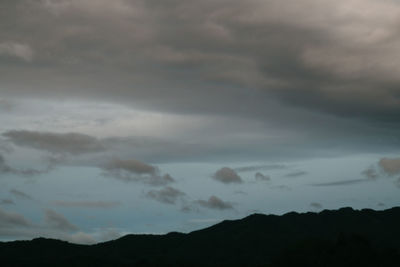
[1,207,400,266]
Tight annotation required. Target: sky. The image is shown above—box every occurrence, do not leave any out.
[0,0,400,244]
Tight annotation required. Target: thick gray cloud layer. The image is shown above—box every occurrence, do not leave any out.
[0,0,397,167]
[1,0,400,126]
[213,167,242,184]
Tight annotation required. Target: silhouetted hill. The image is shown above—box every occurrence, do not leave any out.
[1,207,400,266]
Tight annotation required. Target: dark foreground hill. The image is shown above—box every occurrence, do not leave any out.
[1,207,400,266]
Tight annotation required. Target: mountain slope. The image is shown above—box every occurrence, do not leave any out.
[1,207,400,266]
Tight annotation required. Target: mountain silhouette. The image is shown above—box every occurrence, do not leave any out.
[1,207,400,266]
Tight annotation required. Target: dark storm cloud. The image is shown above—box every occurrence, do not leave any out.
[101,158,174,186]
[1,0,400,127]
[254,172,270,181]
[10,189,33,200]
[2,130,105,155]
[196,196,234,210]
[212,167,242,184]
[378,157,400,176]
[0,0,399,170]
[146,186,185,205]
[310,179,370,187]
[54,200,120,209]
[45,209,78,232]
[285,171,307,178]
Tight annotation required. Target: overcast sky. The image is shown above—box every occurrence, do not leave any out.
[0,0,399,244]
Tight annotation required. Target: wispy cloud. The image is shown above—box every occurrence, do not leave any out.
[10,189,33,200]
[310,179,370,187]
[285,171,307,178]
[235,164,287,172]
[0,155,49,177]
[362,167,379,180]
[0,207,32,228]
[0,199,14,205]
[45,209,78,232]
[3,130,105,155]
